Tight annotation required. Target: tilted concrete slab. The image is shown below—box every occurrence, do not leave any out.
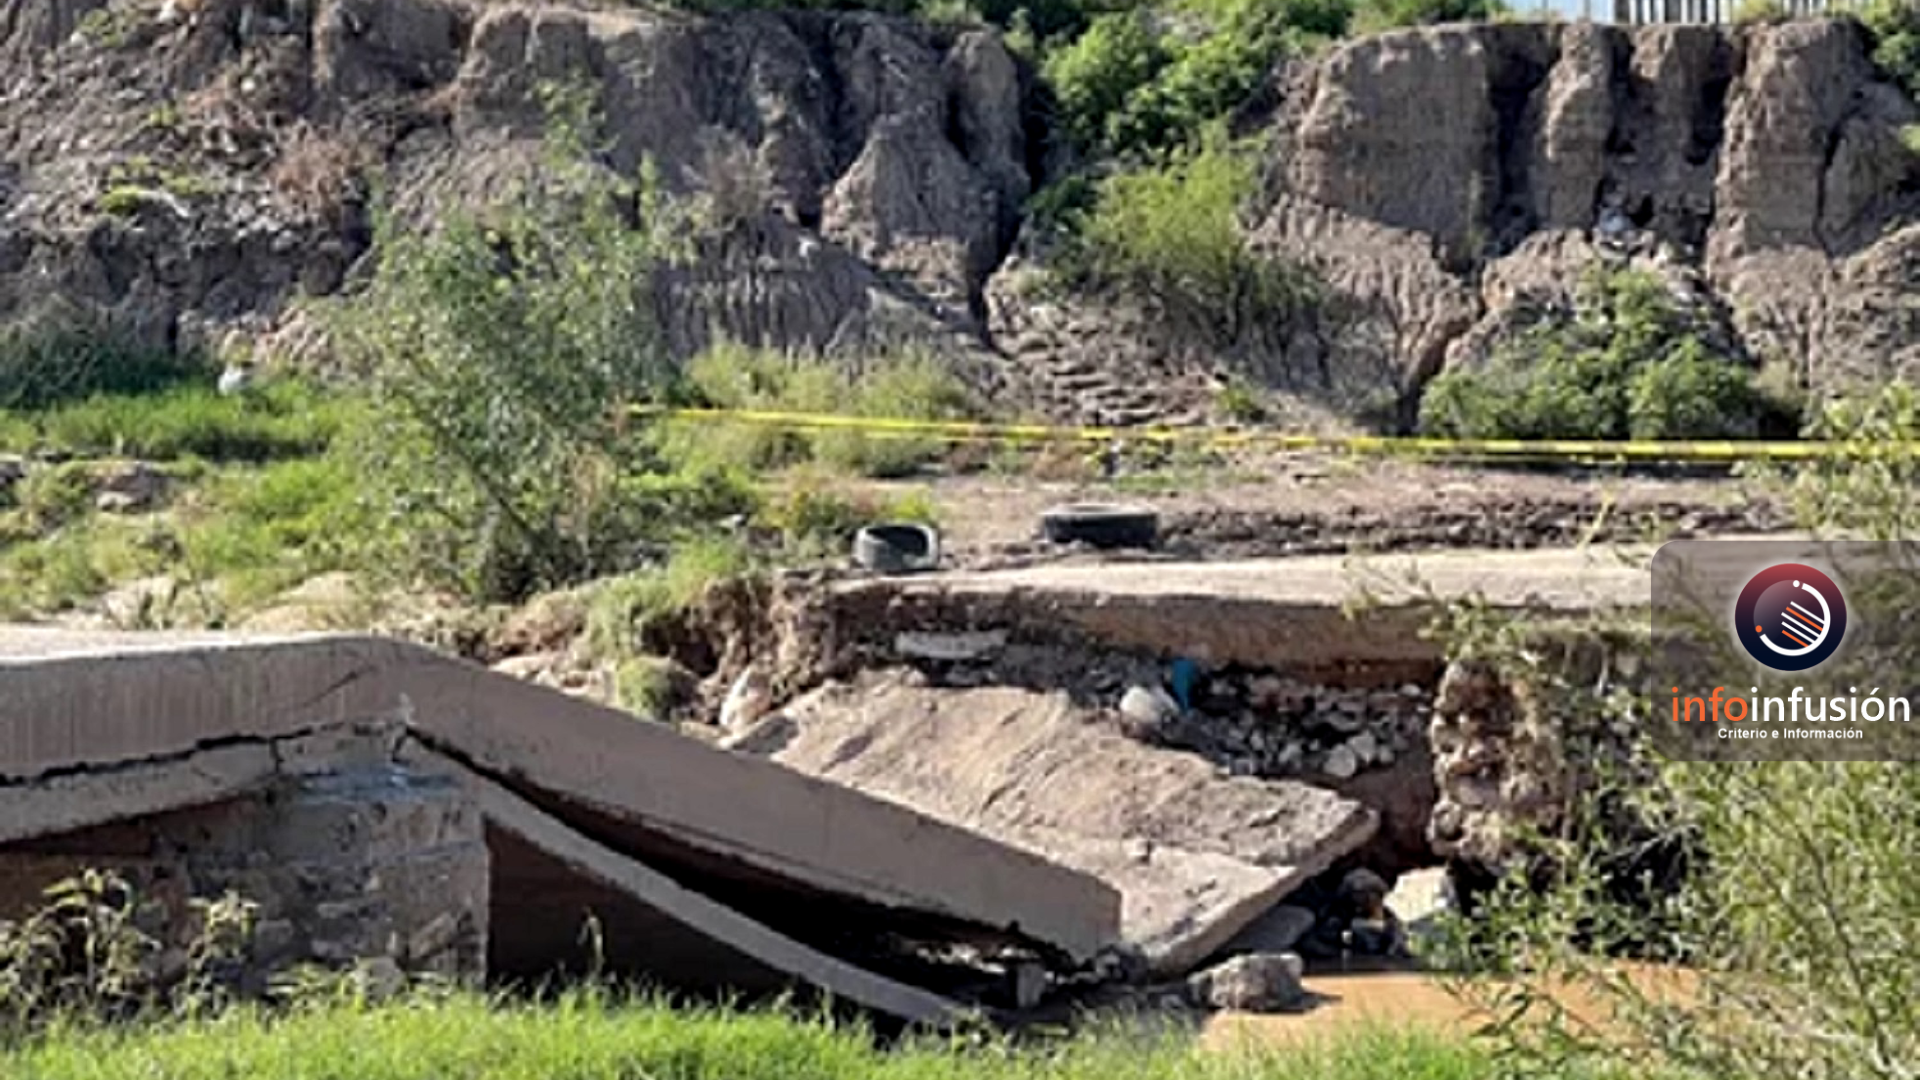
[0,632,1120,967]
[832,548,1652,673]
[427,753,965,1026]
[754,675,1379,975]
[0,743,279,846]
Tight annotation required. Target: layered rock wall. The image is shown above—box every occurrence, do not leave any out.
[1,3,1915,422]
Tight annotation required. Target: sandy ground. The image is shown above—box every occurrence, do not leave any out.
[1200,964,1702,1050]
[849,452,1784,564]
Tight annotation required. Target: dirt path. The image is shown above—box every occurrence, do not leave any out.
[847,453,1786,566]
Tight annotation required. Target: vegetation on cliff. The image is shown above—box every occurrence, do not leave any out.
[1418,267,1770,442]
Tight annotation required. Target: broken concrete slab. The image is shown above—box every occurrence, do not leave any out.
[1215,904,1318,960]
[434,754,965,1026]
[759,674,1378,975]
[0,743,278,846]
[830,548,1650,674]
[0,632,1121,968]
[397,652,1119,962]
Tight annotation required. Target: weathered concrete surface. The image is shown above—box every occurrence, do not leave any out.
[0,632,1121,969]
[0,742,280,846]
[832,548,1650,674]
[433,756,963,1025]
[755,674,1379,976]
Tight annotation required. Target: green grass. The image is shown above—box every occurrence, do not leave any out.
[585,534,759,662]
[667,343,979,480]
[2,990,1529,1080]
[0,381,355,463]
[0,456,362,623]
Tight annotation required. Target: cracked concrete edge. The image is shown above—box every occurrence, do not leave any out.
[0,742,280,846]
[836,553,1650,669]
[1138,807,1379,976]
[0,632,1121,961]
[418,747,971,1027]
[0,633,420,782]
[397,647,1122,961]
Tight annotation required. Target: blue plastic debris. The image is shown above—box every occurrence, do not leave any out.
[1169,657,1200,713]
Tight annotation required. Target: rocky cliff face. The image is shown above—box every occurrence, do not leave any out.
[0,0,1026,383]
[1,3,1915,422]
[1255,18,1920,402]
[1003,18,1920,424]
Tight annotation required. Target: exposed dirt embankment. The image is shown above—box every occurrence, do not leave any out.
[1000,19,1920,423]
[0,0,1027,381]
[2,5,1914,421]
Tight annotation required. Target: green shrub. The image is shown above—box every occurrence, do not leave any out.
[327,87,723,601]
[1419,266,1762,441]
[584,535,758,662]
[0,308,204,411]
[1044,12,1172,153]
[14,464,95,533]
[1423,380,1920,1080]
[1862,0,1920,98]
[1083,139,1318,343]
[0,870,256,1038]
[1731,0,1789,23]
[174,457,363,609]
[1118,0,1351,156]
[757,476,938,558]
[1046,0,1351,160]
[611,655,685,719]
[1214,376,1268,422]
[1352,0,1503,32]
[14,381,350,462]
[1786,381,1920,541]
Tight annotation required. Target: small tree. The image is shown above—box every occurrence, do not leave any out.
[1428,385,1920,1080]
[329,87,747,601]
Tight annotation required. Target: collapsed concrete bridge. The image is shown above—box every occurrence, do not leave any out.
[0,630,1122,1024]
[0,545,1660,1020]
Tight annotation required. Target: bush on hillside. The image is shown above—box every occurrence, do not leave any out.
[1861,0,1920,99]
[1351,0,1503,32]
[1044,11,1172,153]
[1419,266,1763,441]
[672,343,979,479]
[1082,139,1320,343]
[1046,0,1353,159]
[0,306,205,412]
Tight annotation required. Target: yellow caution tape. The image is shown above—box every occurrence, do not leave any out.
[633,405,1909,463]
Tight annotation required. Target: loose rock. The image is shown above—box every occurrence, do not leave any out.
[1322,744,1358,780]
[1118,684,1180,739]
[1186,952,1306,1013]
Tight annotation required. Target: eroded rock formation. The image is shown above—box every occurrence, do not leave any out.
[1,4,1915,421]
[0,0,1025,380]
